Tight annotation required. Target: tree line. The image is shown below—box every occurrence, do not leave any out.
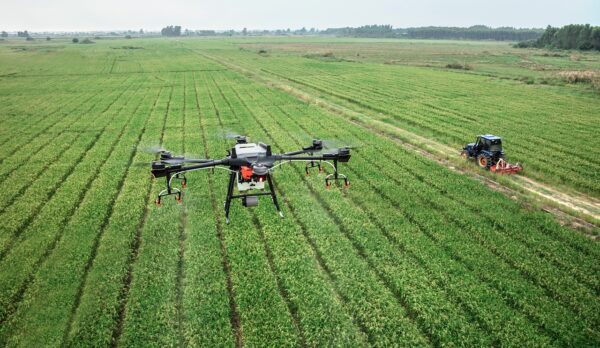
[515,24,600,50]
[161,25,181,37]
[321,25,543,41]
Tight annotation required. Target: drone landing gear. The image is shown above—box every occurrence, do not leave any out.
[305,160,323,176]
[325,159,349,188]
[224,171,283,224]
[155,173,186,206]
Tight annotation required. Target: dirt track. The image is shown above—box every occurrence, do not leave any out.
[200,52,600,235]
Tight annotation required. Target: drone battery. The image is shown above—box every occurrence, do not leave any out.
[242,195,259,207]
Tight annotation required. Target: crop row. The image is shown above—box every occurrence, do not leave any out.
[267,68,599,193]
[0,78,148,340]
[211,50,600,196]
[0,85,158,346]
[216,70,593,346]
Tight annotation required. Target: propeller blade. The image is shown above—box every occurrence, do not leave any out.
[140,144,168,154]
[321,139,363,152]
[224,132,245,139]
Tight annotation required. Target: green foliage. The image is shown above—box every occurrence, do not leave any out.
[161,25,181,37]
[517,24,600,51]
[72,37,79,43]
[323,25,543,41]
[0,38,598,347]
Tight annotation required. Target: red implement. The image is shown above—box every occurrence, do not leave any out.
[490,159,522,174]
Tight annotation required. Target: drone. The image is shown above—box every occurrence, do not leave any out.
[150,136,351,224]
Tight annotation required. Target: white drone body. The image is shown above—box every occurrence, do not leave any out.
[234,143,267,192]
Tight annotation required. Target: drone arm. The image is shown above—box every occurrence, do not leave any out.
[152,159,228,178]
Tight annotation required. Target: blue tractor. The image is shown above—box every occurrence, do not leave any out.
[461,134,522,174]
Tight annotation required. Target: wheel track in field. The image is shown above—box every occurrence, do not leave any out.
[209,74,372,345]
[306,102,600,292]
[210,74,310,345]
[176,75,188,348]
[249,94,498,345]
[0,82,140,261]
[0,84,146,328]
[0,75,127,162]
[60,88,160,346]
[250,86,581,343]
[271,183,375,345]
[268,99,590,342]
[262,84,599,269]
[0,91,98,167]
[0,78,81,147]
[193,72,243,347]
[111,86,173,347]
[198,52,600,231]
[262,68,599,194]
[0,92,120,215]
[250,214,308,347]
[211,74,308,346]
[225,83,436,346]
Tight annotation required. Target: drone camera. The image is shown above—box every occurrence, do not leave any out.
[242,195,259,207]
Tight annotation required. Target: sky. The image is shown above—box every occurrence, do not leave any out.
[1,0,599,32]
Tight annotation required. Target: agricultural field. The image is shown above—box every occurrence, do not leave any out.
[0,37,599,347]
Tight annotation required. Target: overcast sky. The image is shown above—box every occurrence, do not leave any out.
[1,0,599,32]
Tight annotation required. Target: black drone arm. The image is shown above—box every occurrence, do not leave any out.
[151,159,229,178]
[279,150,351,163]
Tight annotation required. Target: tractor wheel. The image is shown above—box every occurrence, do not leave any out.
[477,154,491,169]
[460,151,469,160]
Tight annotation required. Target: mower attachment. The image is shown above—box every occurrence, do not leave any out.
[490,159,522,174]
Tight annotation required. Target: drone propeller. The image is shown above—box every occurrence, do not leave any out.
[321,139,363,153]
[140,144,168,154]
[224,132,244,139]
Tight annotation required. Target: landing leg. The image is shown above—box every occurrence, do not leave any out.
[224,171,236,224]
[267,174,283,218]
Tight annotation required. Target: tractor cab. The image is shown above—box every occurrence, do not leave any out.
[471,135,503,155]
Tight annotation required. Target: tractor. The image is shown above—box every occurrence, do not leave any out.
[461,134,522,174]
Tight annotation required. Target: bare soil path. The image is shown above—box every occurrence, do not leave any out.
[198,51,600,236]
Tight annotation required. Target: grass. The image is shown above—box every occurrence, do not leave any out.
[208,39,600,197]
[0,36,598,347]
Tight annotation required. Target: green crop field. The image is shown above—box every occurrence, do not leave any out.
[0,37,599,347]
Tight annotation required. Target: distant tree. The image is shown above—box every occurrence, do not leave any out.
[1,31,7,37]
[516,24,600,51]
[242,27,247,36]
[139,29,144,34]
[26,36,34,41]
[46,36,51,41]
[81,38,94,44]
[72,38,79,43]
[592,27,600,50]
[17,30,29,37]
[125,35,132,39]
[160,25,181,37]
